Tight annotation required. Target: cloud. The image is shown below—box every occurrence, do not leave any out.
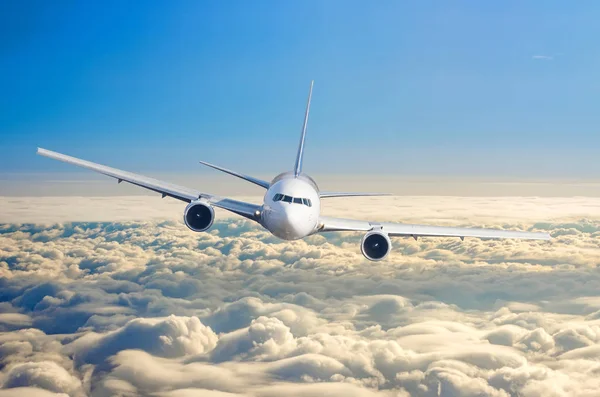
[0,196,599,395]
[0,388,69,397]
[532,55,553,60]
[155,389,247,397]
[70,315,218,366]
[1,361,83,396]
[0,313,32,331]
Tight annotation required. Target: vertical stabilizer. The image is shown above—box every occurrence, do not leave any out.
[294,80,314,177]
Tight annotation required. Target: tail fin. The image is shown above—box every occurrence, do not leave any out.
[294,80,314,177]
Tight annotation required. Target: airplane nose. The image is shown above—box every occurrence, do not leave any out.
[281,204,301,224]
[277,204,310,239]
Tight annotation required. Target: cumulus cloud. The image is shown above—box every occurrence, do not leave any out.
[2,361,83,396]
[0,313,32,331]
[71,315,218,366]
[0,196,599,396]
[0,388,69,397]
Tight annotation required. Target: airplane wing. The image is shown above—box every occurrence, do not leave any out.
[317,216,551,240]
[36,148,261,221]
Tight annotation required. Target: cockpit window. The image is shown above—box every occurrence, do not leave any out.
[273,193,313,206]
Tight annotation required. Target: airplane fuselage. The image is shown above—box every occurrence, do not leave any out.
[261,172,321,240]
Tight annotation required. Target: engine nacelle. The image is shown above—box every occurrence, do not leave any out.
[183,201,215,232]
[360,230,391,261]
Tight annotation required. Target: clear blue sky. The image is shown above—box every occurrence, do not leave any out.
[1,1,599,176]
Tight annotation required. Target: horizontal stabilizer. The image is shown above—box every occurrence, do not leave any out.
[319,192,391,198]
[199,160,270,189]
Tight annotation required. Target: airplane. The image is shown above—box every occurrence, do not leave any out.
[37,81,551,261]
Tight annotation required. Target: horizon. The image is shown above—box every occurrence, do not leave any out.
[2,172,600,197]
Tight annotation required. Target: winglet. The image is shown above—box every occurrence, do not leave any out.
[294,80,314,177]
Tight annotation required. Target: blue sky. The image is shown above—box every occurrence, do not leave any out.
[1,1,599,176]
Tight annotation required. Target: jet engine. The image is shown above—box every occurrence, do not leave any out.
[360,230,391,261]
[183,201,215,232]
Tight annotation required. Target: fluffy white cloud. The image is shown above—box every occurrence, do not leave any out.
[70,315,218,366]
[0,313,32,331]
[0,196,599,396]
[0,388,69,397]
[1,361,83,396]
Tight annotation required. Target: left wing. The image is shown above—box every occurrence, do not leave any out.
[318,216,551,240]
[37,148,261,221]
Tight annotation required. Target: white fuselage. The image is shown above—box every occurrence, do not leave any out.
[261,172,321,240]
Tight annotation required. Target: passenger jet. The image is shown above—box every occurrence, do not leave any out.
[37,81,550,260]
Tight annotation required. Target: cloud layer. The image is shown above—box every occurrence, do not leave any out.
[0,196,599,396]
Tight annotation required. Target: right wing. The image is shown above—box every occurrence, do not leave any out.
[318,216,551,240]
[37,148,261,221]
